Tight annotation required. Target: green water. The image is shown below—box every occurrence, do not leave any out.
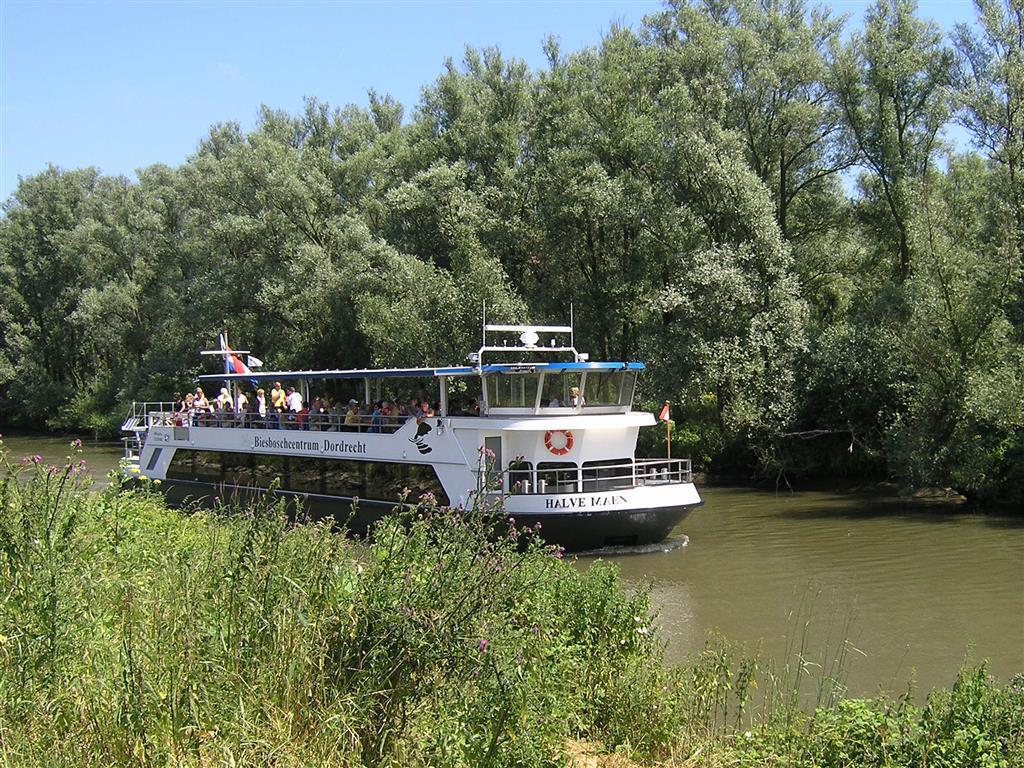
[597,486,1024,697]
[4,435,1022,697]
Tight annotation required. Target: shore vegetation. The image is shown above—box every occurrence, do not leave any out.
[1,443,1020,767]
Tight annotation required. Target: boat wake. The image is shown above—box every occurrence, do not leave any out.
[575,535,689,558]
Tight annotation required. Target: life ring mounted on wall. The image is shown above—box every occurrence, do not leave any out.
[544,429,575,456]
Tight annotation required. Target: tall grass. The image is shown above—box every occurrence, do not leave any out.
[1,441,1021,767]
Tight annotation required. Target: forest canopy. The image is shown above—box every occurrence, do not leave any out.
[1,0,1021,503]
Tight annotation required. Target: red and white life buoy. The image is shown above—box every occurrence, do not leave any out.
[544,429,575,456]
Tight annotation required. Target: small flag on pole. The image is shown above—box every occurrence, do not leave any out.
[660,401,672,459]
[247,355,264,368]
[219,333,252,375]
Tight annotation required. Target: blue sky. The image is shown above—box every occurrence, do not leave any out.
[1,0,980,202]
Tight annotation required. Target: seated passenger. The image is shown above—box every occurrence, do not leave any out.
[570,386,585,407]
[548,395,562,408]
[270,381,287,413]
[369,402,384,433]
[466,398,480,416]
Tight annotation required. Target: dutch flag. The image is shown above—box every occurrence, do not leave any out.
[219,333,252,375]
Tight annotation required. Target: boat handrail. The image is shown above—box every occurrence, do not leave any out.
[504,458,692,495]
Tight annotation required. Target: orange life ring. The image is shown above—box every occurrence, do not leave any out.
[544,429,574,455]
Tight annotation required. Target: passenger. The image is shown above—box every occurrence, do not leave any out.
[214,399,230,427]
[255,388,267,426]
[344,400,360,432]
[466,398,480,416]
[173,392,183,412]
[217,388,233,410]
[330,399,345,431]
[311,396,328,431]
[194,387,210,412]
[286,386,303,413]
[548,395,562,408]
[570,386,584,407]
[381,400,393,432]
[270,382,287,413]
[235,389,248,413]
[369,402,383,434]
[181,392,194,413]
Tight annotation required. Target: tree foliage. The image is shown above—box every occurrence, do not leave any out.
[0,0,1021,502]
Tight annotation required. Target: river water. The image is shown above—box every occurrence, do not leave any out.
[3,435,1022,698]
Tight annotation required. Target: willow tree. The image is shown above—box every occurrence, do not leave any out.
[833,0,952,281]
[953,0,1024,322]
[900,156,1023,499]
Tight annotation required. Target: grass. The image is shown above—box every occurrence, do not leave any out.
[1,440,1021,767]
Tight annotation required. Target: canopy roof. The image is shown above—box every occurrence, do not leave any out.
[196,360,645,384]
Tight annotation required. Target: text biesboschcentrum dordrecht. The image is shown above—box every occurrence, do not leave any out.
[252,435,368,455]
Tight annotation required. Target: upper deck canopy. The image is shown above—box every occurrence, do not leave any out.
[197,360,645,384]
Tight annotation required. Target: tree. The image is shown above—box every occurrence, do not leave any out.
[953,0,1024,314]
[833,0,953,280]
[896,155,1023,498]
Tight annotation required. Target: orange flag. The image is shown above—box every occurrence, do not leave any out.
[659,402,670,422]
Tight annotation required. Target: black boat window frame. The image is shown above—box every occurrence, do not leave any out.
[163,449,448,505]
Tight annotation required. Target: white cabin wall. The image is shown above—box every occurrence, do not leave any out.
[505,427,639,465]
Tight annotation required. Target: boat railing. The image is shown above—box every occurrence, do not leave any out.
[121,401,178,431]
[506,458,692,495]
[123,401,416,434]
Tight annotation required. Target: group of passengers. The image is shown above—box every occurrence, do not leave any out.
[172,384,481,431]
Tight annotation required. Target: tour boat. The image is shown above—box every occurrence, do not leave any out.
[121,323,702,550]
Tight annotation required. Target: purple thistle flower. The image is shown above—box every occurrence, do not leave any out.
[31,454,42,464]
[70,439,82,450]
[478,638,489,653]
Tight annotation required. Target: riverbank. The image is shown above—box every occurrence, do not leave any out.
[2,433,1022,698]
[1,444,1021,767]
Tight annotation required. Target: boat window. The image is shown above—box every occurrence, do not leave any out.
[406,464,449,504]
[166,449,194,481]
[536,461,578,493]
[193,451,223,483]
[485,373,540,409]
[290,457,323,494]
[507,459,533,494]
[582,371,631,407]
[145,448,163,471]
[253,454,286,488]
[162,450,447,505]
[323,460,365,497]
[223,452,254,486]
[540,371,581,408]
[582,459,633,492]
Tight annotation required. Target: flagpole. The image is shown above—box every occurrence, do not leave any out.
[660,400,671,460]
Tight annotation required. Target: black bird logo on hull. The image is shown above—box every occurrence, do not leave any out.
[410,420,433,454]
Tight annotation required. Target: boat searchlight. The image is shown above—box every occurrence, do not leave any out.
[519,330,540,348]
